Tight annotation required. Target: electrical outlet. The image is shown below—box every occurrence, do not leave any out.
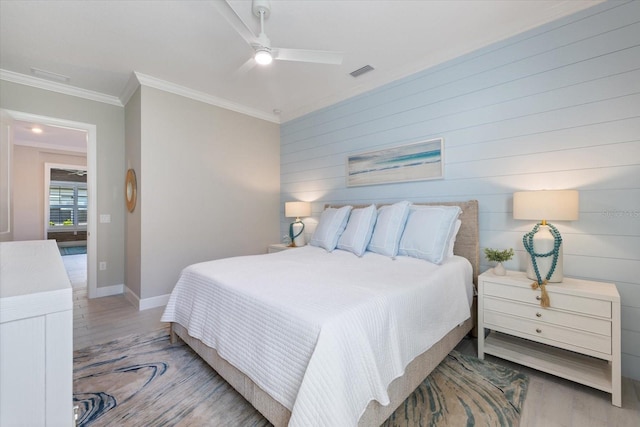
[99,261,107,271]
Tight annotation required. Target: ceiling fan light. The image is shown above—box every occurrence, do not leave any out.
[255,48,273,65]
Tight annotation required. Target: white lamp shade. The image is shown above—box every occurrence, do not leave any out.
[513,190,579,221]
[285,201,311,218]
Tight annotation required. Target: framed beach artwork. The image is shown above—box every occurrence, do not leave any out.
[346,138,444,187]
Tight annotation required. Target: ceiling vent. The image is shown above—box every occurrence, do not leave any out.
[30,67,70,83]
[349,65,375,78]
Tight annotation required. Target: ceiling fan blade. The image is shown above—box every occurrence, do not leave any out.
[274,48,343,65]
[213,0,259,46]
[236,57,257,75]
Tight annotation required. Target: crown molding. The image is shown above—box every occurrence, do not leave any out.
[1,69,280,123]
[0,69,123,107]
[120,72,142,106]
[131,72,280,124]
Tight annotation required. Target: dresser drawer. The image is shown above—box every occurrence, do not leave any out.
[483,281,612,318]
[484,297,611,336]
[484,310,611,355]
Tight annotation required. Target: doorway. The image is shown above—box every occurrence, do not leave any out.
[46,163,88,288]
[2,109,98,297]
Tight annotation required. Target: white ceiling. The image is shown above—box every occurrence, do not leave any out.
[1,0,602,124]
[12,120,87,153]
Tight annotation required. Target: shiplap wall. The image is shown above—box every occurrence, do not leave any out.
[279,1,640,380]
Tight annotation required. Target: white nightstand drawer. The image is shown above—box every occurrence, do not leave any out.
[484,310,611,355]
[484,297,611,336]
[483,281,611,318]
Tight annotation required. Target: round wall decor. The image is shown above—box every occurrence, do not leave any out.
[125,168,137,212]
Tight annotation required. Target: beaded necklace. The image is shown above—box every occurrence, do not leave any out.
[522,222,562,308]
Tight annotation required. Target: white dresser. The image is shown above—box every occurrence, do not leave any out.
[478,269,621,407]
[0,240,74,426]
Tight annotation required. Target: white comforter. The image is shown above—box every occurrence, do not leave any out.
[161,245,472,427]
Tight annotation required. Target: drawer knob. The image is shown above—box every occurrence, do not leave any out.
[536,328,542,333]
[536,296,541,301]
[536,312,542,318]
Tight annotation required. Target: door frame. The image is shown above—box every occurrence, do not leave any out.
[3,109,98,298]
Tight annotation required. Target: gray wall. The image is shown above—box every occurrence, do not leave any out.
[0,80,126,290]
[124,87,142,298]
[12,145,86,240]
[127,86,280,300]
[279,1,640,379]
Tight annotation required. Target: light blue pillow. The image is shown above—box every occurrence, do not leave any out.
[367,201,411,257]
[398,205,462,264]
[309,206,352,251]
[337,204,377,256]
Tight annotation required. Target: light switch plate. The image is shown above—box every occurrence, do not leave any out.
[100,214,111,223]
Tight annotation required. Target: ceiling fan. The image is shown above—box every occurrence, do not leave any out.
[214,0,343,67]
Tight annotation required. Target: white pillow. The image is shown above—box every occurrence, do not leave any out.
[398,205,462,264]
[309,206,352,251]
[367,201,411,257]
[447,219,462,258]
[337,204,377,256]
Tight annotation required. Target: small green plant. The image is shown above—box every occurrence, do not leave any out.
[63,219,73,226]
[484,248,514,263]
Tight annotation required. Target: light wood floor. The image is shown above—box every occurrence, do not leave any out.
[454,338,640,427]
[73,287,165,350]
[74,290,640,426]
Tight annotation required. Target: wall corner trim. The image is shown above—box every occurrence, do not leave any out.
[119,72,142,106]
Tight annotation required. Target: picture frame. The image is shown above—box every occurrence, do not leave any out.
[125,168,137,212]
[346,137,444,187]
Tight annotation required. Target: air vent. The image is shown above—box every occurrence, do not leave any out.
[349,65,375,78]
[30,67,70,83]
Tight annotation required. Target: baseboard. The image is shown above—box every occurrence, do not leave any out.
[140,293,170,311]
[94,284,124,298]
[123,286,139,308]
[123,286,170,311]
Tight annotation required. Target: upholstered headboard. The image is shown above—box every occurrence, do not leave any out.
[325,200,480,286]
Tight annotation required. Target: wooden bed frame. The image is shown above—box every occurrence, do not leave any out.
[170,199,479,426]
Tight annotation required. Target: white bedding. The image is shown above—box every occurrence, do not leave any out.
[161,245,473,427]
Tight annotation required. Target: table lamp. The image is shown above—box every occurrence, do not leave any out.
[285,201,311,247]
[513,190,579,286]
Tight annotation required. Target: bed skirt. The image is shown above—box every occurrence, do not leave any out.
[170,317,473,426]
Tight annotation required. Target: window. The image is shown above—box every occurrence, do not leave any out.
[49,181,87,230]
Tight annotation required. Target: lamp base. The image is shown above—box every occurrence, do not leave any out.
[525,225,564,283]
[289,221,306,247]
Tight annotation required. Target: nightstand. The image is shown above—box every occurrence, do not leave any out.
[478,269,621,407]
[267,243,300,253]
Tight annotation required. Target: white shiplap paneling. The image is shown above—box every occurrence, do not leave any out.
[280,1,640,380]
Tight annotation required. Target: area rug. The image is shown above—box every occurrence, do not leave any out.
[60,245,87,256]
[73,330,528,426]
[381,350,529,427]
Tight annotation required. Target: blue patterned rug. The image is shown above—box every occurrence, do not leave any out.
[73,330,528,426]
[382,350,529,427]
[60,245,87,256]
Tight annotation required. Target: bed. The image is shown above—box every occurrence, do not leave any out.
[162,200,479,426]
